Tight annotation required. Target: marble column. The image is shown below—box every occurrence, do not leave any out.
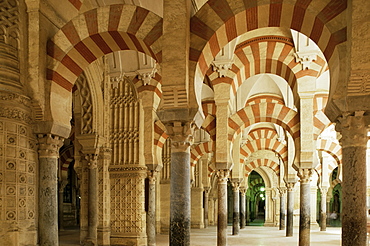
[168,121,193,246]
[320,187,328,231]
[336,113,368,246]
[38,134,64,246]
[213,198,218,226]
[279,188,287,230]
[231,182,240,235]
[58,180,67,231]
[204,188,210,228]
[147,170,158,246]
[286,182,295,237]
[217,169,229,246]
[240,188,246,229]
[86,154,99,245]
[298,169,313,246]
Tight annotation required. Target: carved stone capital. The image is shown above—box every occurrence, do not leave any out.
[278,187,287,195]
[320,187,328,196]
[37,134,64,158]
[212,60,233,78]
[136,66,157,86]
[86,153,99,169]
[165,121,195,152]
[286,182,296,191]
[297,168,313,184]
[294,51,318,70]
[240,187,246,195]
[231,181,240,192]
[335,111,368,147]
[147,170,158,184]
[216,169,230,184]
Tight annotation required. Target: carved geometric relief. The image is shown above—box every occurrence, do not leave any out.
[348,72,370,95]
[75,73,93,134]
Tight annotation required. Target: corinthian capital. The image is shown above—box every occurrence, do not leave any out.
[37,134,64,158]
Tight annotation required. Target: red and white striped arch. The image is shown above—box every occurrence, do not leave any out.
[249,178,265,188]
[228,103,300,154]
[240,138,288,164]
[245,95,285,107]
[313,94,331,139]
[154,120,169,149]
[48,5,162,91]
[207,36,326,99]
[59,145,74,177]
[315,160,337,178]
[47,5,163,130]
[316,138,342,166]
[190,141,215,166]
[201,114,216,141]
[245,159,280,179]
[190,0,346,79]
[245,127,279,142]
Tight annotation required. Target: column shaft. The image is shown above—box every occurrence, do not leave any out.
[286,183,295,237]
[232,184,240,235]
[280,191,286,230]
[170,151,190,245]
[217,170,229,246]
[298,169,312,246]
[240,189,246,229]
[204,189,209,228]
[336,113,367,246]
[38,134,64,246]
[320,189,327,231]
[87,158,98,245]
[147,171,157,246]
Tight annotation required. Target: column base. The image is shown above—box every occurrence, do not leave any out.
[110,233,147,246]
[98,226,111,245]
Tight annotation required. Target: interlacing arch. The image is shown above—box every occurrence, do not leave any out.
[245,159,280,178]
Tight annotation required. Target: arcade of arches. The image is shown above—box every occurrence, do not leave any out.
[0,0,369,245]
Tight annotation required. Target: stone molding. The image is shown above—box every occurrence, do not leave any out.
[348,70,370,95]
[37,134,64,158]
[136,67,157,86]
[293,51,318,70]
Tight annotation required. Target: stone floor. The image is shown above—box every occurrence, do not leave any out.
[59,225,341,245]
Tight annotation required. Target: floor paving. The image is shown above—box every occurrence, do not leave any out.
[60,225,341,245]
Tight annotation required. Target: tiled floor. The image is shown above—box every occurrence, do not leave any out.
[60,225,341,245]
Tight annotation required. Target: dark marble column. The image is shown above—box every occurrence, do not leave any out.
[217,169,229,246]
[37,134,64,246]
[147,170,158,246]
[86,154,99,245]
[286,182,295,237]
[279,188,287,230]
[336,113,367,246]
[167,121,193,246]
[320,187,328,231]
[231,182,240,235]
[204,187,210,228]
[298,169,313,246]
[240,187,246,229]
